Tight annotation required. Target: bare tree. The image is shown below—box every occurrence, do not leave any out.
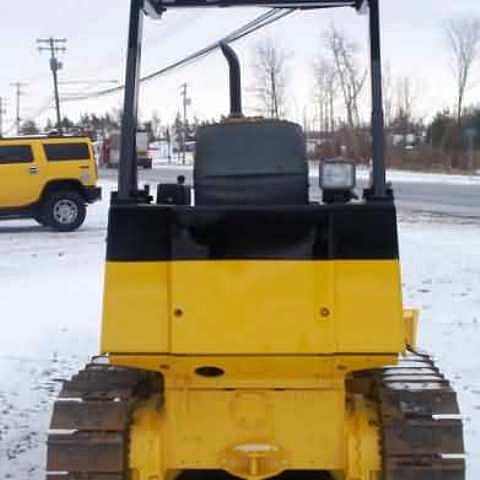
[394,76,417,132]
[151,110,162,139]
[312,57,337,133]
[252,38,289,118]
[382,62,394,128]
[324,24,367,129]
[445,17,480,123]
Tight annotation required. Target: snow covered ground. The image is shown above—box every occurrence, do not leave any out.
[0,178,479,479]
[356,165,480,186]
[385,169,480,186]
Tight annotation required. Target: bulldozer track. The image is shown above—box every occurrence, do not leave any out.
[46,351,465,480]
[46,361,161,480]
[377,349,465,480]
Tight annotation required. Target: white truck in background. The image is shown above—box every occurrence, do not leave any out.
[135,129,152,169]
[104,129,152,169]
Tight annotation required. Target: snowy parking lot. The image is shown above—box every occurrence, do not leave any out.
[0,178,479,479]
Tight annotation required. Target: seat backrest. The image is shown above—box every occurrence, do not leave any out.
[194,119,308,205]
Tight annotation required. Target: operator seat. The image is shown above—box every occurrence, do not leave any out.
[194,119,308,206]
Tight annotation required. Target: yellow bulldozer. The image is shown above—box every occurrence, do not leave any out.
[46,1,465,479]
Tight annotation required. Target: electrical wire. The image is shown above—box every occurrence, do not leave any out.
[3,97,53,135]
[141,9,293,82]
[62,8,296,102]
[9,7,296,128]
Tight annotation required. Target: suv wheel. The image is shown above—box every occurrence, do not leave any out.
[43,190,87,232]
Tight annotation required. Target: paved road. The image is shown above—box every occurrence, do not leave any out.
[100,166,480,219]
[391,181,480,218]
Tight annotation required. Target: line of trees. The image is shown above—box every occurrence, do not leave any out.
[29,16,479,173]
[251,16,480,172]
[19,112,122,137]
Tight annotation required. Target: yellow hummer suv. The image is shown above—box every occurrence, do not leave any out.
[0,135,101,231]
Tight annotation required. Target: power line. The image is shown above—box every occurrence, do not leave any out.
[140,9,291,83]
[2,96,54,137]
[59,80,119,86]
[37,37,67,130]
[59,80,120,101]
[62,8,295,102]
[29,97,55,122]
[14,9,295,130]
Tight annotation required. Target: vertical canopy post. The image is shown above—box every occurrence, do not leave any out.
[368,0,387,198]
[118,0,144,200]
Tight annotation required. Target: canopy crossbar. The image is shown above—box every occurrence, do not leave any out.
[145,0,361,15]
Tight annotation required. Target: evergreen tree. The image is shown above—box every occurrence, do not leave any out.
[20,120,40,135]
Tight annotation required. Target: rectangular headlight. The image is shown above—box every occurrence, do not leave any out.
[319,160,356,190]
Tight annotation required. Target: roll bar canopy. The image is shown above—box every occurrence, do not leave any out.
[118,0,386,201]
[144,0,363,16]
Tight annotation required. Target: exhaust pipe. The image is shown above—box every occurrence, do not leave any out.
[219,42,242,117]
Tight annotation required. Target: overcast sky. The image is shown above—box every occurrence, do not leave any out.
[1,0,480,133]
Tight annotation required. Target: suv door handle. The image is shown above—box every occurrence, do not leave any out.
[29,165,38,175]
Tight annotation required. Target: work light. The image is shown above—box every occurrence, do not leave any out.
[319,159,356,191]
[319,159,356,204]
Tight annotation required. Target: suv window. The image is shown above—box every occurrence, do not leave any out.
[0,145,33,164]
[44,142,90,161]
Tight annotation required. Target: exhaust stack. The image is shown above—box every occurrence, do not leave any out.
[219,42,242,117]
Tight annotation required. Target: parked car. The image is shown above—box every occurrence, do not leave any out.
[0,135,101,231]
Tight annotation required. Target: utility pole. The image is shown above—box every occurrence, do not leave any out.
[37,37,67,132]
[0,97,6,137]
[10,82,27,135]
[180,83,191,165]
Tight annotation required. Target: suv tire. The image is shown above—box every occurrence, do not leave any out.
[42,190,87,232]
